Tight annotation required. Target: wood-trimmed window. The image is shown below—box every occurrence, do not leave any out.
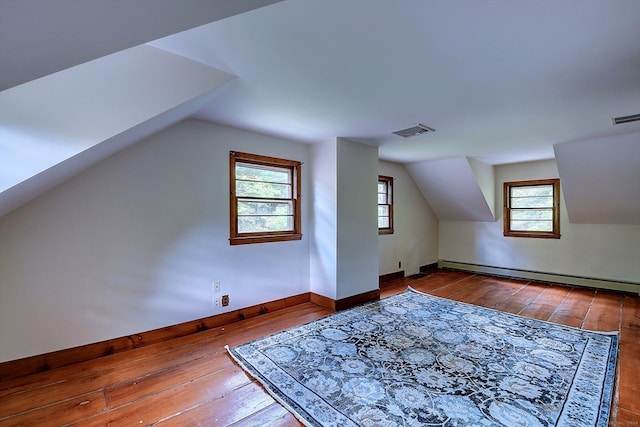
[378,175,394,235]
[504,178,560,239]
[230,151,302,245]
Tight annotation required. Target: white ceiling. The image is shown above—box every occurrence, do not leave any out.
[150,0,640,165]
[1,0,639,219]
[0,0,282,90]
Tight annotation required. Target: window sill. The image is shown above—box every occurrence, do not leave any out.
[503,232,561,239]
[230,233,303,245]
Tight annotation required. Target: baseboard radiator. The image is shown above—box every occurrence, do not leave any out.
[438,260,640,294]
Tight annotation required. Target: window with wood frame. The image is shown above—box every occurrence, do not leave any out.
[230,151,302,245]
[378,175,394,234]
[504,178,560,239]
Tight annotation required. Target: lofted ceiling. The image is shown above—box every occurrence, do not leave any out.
[149,0,640,164]
[1,0,639,220]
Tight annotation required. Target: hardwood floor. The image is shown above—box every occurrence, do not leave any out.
[1,269,638,426]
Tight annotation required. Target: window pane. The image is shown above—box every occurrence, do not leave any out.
[378,175,393,233]
[510,220,553,232]
[510,209,553,220]
[236,164,290,183]
[238,215,293,233]
[504,179,559,239]
[236,181,291,198]
[511,196,553,208]
[511,185,552,198]
[231,152,302,245]
[238,200,293,215]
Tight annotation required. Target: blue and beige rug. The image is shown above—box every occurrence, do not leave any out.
[227,288,618,426]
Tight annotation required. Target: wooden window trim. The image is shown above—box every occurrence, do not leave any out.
[230,151,302,245]
[503,178,560,239]
[378,175,394,235]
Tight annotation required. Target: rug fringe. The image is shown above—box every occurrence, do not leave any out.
[224,345,317,427]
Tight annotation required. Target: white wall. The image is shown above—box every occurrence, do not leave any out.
[0,119,311,363]
[309,138,380,300]
[309,139,338,299]
[336,138,379,299]
[378,161,439,276]
[439,159,640,283]
[467,158,496,218]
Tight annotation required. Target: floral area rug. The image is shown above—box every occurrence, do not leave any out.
[227,288,618,426]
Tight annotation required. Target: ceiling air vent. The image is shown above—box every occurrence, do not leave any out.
[612,113,640,125]
[392,123,435,138]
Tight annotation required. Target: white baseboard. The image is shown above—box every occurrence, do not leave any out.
[438,260,640,294]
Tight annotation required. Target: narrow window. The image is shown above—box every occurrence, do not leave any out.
[230,151,302,245]
[504,178,560,238]
[378,175,394,235]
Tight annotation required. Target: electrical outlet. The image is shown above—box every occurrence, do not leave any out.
[213,296,221,308]
[214,281,221,293]
[221,295,229,307]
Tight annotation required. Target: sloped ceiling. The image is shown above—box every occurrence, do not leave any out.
[0,1,278,217]
[554,132,640,224]
[0,0,282,90]
[1,0,639,222]
[0,46,235,217]
[1,46,234,193]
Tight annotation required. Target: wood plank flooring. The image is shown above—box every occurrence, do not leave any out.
[1,269,638,426]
